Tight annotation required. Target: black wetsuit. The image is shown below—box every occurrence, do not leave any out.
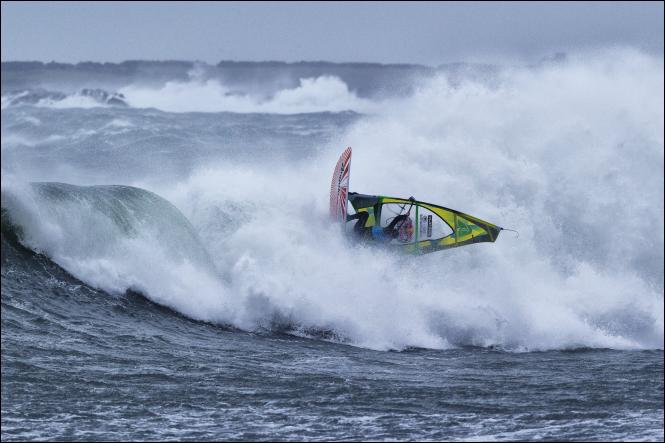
[347,212,409,241]
[347,211,371,238]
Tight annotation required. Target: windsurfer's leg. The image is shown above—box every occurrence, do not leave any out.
[353,212,370,236]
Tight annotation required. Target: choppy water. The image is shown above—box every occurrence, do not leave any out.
[2,50,663,441]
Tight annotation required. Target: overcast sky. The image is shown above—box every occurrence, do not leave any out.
[1,1,663,65]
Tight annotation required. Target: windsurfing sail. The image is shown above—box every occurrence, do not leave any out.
[347,192,503,255]
[329,147,352,223]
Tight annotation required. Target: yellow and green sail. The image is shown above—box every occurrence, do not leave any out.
[348,193,502,255]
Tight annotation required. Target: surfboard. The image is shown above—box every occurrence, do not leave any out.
[329,147,352,223]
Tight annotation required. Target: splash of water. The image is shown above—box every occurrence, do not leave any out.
[2,48,663,351]
[118,75,376,114]
[156,48,663,350]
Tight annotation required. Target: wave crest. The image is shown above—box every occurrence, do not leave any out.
[118,75,375,113]
[1,182,228,322]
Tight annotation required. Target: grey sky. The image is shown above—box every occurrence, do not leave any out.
[1,1,663,65]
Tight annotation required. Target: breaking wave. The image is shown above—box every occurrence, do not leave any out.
[1,88,127,109]
[1,182,226,322]
[2,48,663,351]
[1,76,376,114]
[117,75,376,114]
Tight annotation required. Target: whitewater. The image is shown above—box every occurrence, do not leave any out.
[2,48,663,441]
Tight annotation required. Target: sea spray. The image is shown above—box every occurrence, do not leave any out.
[2,48,662,351]
[156,48,663,350]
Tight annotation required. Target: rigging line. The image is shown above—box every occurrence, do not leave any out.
[501,227,519,238]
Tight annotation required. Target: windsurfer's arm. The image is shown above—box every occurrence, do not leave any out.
[347,212,361,222]
[385,214,408,231]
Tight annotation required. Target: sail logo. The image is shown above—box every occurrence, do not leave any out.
[457,219,472,236]
[420,214,433,238]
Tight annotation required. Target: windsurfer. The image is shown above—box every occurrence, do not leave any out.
[347,211,411,242]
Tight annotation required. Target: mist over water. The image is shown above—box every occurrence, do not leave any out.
[2,48,663,352]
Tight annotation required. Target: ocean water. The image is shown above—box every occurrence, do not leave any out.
[1,49,663,441]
